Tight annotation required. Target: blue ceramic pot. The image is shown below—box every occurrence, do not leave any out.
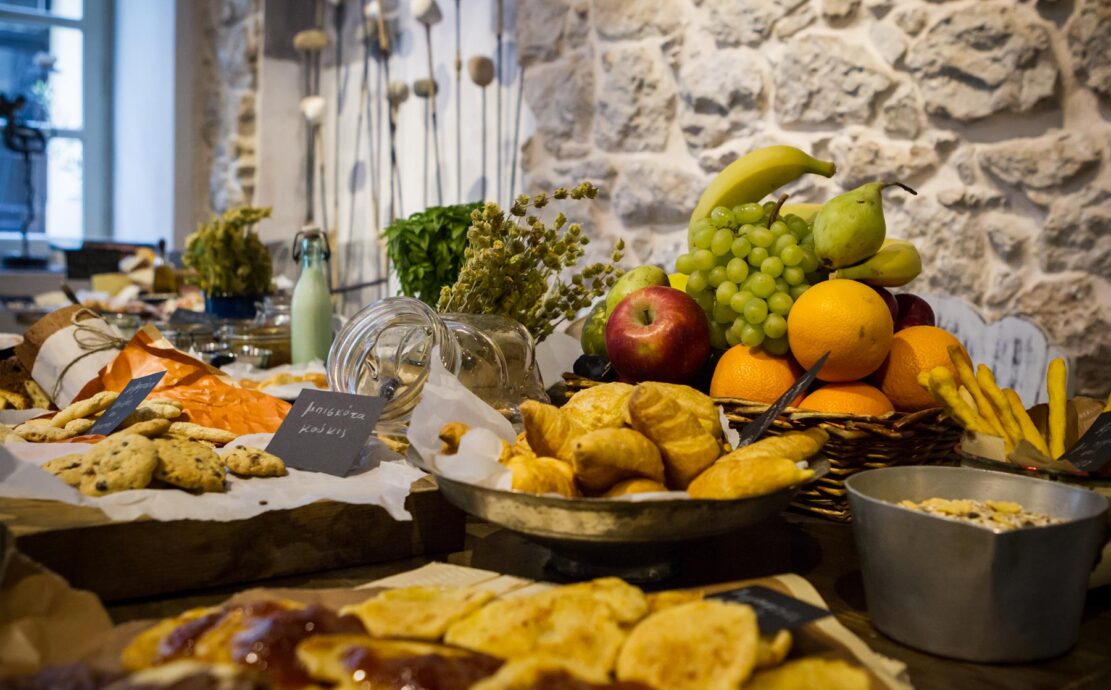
[204,294,261,320]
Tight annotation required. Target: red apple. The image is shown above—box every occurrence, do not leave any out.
[894,293,936,330]
[605,286,710,384]
[872,286,899,322]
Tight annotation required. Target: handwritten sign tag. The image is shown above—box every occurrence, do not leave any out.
[266,389,384,476]
[89,371,167,436]
[1063,413,1111,474]
[710,585,830,633]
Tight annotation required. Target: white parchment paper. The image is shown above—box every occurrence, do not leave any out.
[0,433,425,523]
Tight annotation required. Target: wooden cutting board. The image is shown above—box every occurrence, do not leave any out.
[0,476,464,602]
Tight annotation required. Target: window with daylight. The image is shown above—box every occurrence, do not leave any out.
[0,0,110,246]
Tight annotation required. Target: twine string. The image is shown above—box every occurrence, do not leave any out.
[50,308,128,402]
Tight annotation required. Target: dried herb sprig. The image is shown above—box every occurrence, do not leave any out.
[437,182,624,342]
[183,206,273,297]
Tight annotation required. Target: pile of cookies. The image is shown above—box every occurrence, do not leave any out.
[5,391,287,496]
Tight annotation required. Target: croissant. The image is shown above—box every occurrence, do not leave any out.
[570,428,665,492]
[520,400,586,463]
[438,422,470,454]
[603,478,669,498]
[627,383,721,489]
[687,456,814,500]
[650,382,723,439]
[562,382,635,431]
[716,428,828,465]
[507,454,578,497]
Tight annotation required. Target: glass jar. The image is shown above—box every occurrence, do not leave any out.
[328,297,547,434]
[221,322,292,368]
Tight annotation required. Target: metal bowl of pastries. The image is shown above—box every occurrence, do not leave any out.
[415,381,829,581]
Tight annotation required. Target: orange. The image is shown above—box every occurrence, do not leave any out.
[872,325,969,412]
[786,279,894,382]
[710,344,802,404]
[800,382,894,416]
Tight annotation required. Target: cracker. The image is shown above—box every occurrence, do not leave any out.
[15,423,74,443]
[0,389,26,410]
[42,453,90,486]
[23,379,50,409]
[167,422,237,445]
[64,418,95,436]
[154,437,226,492]
[113,418,172,438]
[81,435,157,496]
[121,405,180,427]
[223,446,287,478]
[148,397,183,409]
[53,391,118,428]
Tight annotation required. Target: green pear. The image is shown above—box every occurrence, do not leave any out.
[605,265,669,316]
[580,300,608,356]
[812,182,916,269]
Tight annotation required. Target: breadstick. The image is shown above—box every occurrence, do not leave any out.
[949,347,1006,441]
[974,365,1023,452]
[1003,388,1050,456]
[927,367,994,435]
[1047,358,1067,459]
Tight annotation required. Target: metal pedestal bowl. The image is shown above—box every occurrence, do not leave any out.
[414,450,826,582]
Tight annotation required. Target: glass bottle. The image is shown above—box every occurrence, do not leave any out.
[291,227,334,364]
[328,297,548,434]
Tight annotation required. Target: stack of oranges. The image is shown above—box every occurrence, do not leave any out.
[710,279,967,416]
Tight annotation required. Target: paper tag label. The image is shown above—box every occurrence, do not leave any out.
[89,371,167,435]
[710,585,831,633]
[1063,412,1111,473]
[266,389,385,476]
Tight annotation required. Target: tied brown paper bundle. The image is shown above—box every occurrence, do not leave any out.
[14,306,125,409]
[0,526,114,677]
[74,325,290,436]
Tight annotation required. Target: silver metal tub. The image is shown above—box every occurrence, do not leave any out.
[847,466,1108,662]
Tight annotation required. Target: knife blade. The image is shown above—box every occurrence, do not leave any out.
[736,352,829,447]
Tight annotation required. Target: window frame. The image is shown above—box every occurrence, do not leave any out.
[0,0,113,242]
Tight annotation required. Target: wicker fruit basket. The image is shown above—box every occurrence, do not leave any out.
[562,374,962,521]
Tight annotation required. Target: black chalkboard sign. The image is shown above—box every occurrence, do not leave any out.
[88,371,167,436]
[1063,413,1111,474]
[710,585,831,633]
[265,389,385,476]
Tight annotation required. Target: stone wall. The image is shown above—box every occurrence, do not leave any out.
[517,0,1111,396]
[197,0,263,216]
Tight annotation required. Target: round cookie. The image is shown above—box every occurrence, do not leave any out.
[154,438,226,492]
[82,435,157,496]
[43,453,90,487]
[114,418,171,438]
[223,446,287,478]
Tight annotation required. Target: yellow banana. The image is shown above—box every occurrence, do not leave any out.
[688,146,836,246]
[830,239,922,287]
[779,202,823,223]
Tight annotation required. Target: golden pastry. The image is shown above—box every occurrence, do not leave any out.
[626,382,720,489]
[520,400,586,463]
[570,428,665,492]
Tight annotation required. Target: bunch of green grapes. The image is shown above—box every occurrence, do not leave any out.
[675,202,826,355]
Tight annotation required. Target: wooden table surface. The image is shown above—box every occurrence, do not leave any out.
[105,513,1111,690]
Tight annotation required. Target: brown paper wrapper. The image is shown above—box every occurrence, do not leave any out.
[75,325,290,435]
